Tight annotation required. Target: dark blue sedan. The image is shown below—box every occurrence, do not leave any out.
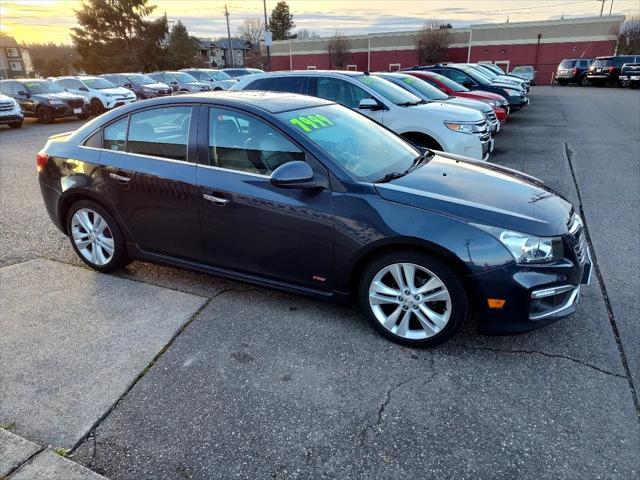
[37,91,591,347]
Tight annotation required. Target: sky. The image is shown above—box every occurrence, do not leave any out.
[1,0,638,44]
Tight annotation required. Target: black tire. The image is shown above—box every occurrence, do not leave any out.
[358,251,467,348]
[66,199,129,273]
[90,98,104,115]
[77,113,90,120]
[557,80,568,86]
[37,106,54,124]
[8,121,23,129]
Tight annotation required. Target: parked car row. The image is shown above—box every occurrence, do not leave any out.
[36,87,591,348]
[230,64,531,162]
[555,55,640,87]
[0,68,266,128]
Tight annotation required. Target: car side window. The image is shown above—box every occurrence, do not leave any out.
[208,107,305,176]
[103,117,128,151]
[127,106,192,162]
[316,78,362,108]
[245,78,271,90]
[444,69,469,84]
[270,76,306,94]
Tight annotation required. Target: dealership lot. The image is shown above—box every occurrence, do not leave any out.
[1,86,639,478]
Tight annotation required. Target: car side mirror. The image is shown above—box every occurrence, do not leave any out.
[171,81,178,85]
[79,87,88,92]
[124,83,132,88]
[358,98,382,110]
[462,80,474,88]
[17,90,30,98]
[270,161,316,189]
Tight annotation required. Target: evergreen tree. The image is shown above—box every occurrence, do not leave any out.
[165,21,200,69]
[71,0,166,73]
[269,1,295,41]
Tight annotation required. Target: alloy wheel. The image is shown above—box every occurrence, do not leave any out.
[70,208,115,266]
[368,262,452,340]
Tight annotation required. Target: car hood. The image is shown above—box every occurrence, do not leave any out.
[445,97,492,114]
[186,81,209,88]
[102,87,133,96]
[456,91,506,103]
[491,82,523,92]
[143,82,170,90]
[374,152,572,237]
[214,79,237,88]
[37,92,86,101]
[414,101,484,122]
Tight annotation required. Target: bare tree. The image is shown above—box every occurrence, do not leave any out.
[617,15,640,55]
[327,33,351,69]
[297,29,320,40]
[415,20,451,65]
[237,17,264,47]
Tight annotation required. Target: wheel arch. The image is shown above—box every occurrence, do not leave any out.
[400,131,443,151]
[58,189,120,237]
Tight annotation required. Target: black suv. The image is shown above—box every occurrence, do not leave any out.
[554,58,593,86]
[587,55,640,86]
[0,79,90,124]
[619,63,640,89]
[100,73,173,99]
[414,65,529,111]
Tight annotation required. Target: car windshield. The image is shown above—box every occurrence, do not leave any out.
[83,78,115,90]
[277,104,420,182]
[23,80,64,94]
[206,70,232,81]
[127,74,155,85]
[172,72,197,83]
[461,67,490,85]
[427,73,468,92]
[591,58,612,67]
[559,60,577,68]
[354,75,422,106]
[472,65,498,79]
[394,75,449,100]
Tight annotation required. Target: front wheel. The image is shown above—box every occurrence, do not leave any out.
[8,121,23,128]
[37,106,54,124]
[90,98,104,115]
[66,200,129,273]
[358,251,467,347]
[557,80,568,86]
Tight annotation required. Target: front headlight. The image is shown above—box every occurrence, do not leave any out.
[487,100,498,107]
[474,225,564,264]
[48,99,65,105]
[444,121,480,134]
[142,87,154,92]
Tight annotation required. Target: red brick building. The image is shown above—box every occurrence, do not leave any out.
[269,15,624,84]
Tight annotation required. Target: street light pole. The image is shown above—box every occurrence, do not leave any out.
[263,0,271,71]
[599,0,605,16]
[609,0,614,15]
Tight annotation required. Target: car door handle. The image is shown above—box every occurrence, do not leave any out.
[203,193,229,205]
[109,172,131,182]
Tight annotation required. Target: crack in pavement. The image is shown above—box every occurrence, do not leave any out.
[454,344,626,379]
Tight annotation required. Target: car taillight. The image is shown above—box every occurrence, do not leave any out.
[572,67,578,74]
[608,66,616,72]
[36,151,49,172]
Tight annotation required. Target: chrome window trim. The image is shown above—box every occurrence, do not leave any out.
[78,145,194,166]
[197,163,270,179]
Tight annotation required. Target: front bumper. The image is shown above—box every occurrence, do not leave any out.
[470,248,592,334]
[0,111,24,124]
[50,103,90,118]
[507,96,529,112]
[106,97,136,109]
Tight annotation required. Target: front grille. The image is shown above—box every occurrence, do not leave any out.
[0,102,13,111]
[473,120,490,142]
[67,99,84,108]
[567,214,587,265]
[486,111,497,123]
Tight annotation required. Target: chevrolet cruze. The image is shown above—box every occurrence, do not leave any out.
[37,92,591,347]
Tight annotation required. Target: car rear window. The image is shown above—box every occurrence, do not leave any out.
[591,58,613,67]
[559,60,576,68]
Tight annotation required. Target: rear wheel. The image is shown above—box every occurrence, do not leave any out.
[557,80,568,86]
[8,121,22,129]
[66,200,129,273]
[358,251,467,347]
[77,113,90,120]
[37,106,54,124]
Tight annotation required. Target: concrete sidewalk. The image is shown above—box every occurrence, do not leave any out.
[1,428,106,479]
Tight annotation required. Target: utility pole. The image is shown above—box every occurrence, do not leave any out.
[224,4,234,67]
[599,0,605,16]
[609,0,614,15]
[263,0,271,71]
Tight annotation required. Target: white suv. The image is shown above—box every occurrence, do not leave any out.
[231,71,491,160]
[54,76,136,115]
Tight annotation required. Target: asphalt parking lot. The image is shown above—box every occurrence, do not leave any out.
[1,86,639,479]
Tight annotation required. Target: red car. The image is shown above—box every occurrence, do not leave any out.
[405,70,509,124]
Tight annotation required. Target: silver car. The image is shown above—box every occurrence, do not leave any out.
[180,69,237,90]
[148,71,211,93]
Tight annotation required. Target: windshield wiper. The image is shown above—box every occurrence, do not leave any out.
[375,151,433,183]
[396,100,423,107]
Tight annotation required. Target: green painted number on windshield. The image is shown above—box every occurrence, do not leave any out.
[290,114,335,133]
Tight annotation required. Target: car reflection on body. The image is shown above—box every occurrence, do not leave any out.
[37,91,591,347]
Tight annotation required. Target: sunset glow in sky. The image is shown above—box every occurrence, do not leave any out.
[1,0,639,44]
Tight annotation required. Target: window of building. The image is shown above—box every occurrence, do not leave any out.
[388,63,401,72]
[9,62,22,72]
[208,107,304,176]
[307,66,316,70]
[6,48,19,58]
[347,65,357,71]
[127,106,192,162]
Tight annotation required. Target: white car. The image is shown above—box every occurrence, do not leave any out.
[232,71,491,161]
[180,69,237,90]
[53,76,136,115]
[0,93,24,128]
